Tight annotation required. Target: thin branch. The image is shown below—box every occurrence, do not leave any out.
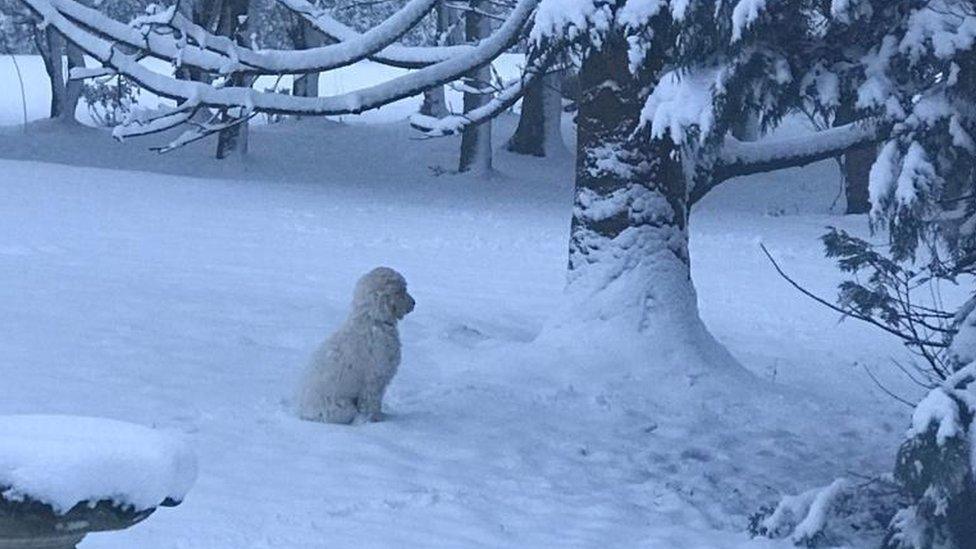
[760,243,949,347]
[861,363,916,408]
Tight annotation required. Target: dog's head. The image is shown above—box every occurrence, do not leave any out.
[353,267,415,323]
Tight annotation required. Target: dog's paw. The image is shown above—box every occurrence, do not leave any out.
[353,411,385,424]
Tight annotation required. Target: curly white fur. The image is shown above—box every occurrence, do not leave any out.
[298,267,415,424]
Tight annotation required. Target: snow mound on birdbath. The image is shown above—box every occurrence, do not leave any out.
[0,415,197,514]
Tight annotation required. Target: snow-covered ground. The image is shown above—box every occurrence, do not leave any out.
[0,63,948,548]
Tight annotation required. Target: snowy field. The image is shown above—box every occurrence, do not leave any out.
[0,62,946,548]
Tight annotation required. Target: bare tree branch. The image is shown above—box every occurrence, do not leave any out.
[22,0,539,117]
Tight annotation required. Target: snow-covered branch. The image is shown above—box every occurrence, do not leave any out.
[40,0,442,74]
[112,104,197,140]
[275,0,473,69]
[409,53,554,136]
[24,0,539,116]
[151,112,256,154]
[40,0,239,74]
[695,121,887,203]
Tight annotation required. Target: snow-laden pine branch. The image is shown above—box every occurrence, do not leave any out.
[695,120,886,203]
[275,0,473,69]
[41,0,441,74]
[24,0,539,117]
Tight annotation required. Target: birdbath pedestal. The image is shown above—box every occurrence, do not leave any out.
[0,496,176,549]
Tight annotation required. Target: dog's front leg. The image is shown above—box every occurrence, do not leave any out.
[356,383,385,422]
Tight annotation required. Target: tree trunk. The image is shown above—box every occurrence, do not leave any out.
[420,0,459,118]
[291,18,321,102]
[834,95,874,214]
[457,0,492,175]
[420,86,449,118]
[63,41,84,123]
[177,0,217,114]
[506,72,545,156]
[35,26,66,119]
[842,145,874,214]
[215,0,250,160]
[506,70,565,157]
[563,32,739,372]
[731,111,760,142]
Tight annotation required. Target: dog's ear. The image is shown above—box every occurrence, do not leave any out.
[379,291,399,321]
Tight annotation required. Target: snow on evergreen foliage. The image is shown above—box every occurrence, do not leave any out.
[640,68,717,143]
[531,0,614,46]
[730,0,768,41]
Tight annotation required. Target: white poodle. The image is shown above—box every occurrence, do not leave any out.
[298,267,415,424]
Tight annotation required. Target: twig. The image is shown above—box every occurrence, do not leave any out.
[860,363,916,408]
[8,53,28,132]
[760,243,948,347]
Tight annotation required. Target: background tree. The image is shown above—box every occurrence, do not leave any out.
[458,0,494,174]
[504,66,564,157]
[214,0,253,159]
[419,0,460,118]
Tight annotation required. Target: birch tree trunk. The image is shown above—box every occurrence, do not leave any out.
[457,0,492,175]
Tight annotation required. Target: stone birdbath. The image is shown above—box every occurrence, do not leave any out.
[0,415,197,549]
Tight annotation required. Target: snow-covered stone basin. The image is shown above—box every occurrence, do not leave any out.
[0,415,196,514]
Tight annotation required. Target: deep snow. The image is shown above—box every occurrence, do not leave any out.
[0,415,195,513]
[0,64,950,548]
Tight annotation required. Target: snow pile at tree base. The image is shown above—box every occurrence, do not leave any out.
[538,241,748,389]
[0,415,196,513]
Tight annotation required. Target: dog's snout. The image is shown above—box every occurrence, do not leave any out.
[406,293,416,312]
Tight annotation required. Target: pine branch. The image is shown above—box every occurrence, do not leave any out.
[695,120,888,204]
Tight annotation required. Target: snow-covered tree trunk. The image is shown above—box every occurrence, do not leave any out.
[35,26,66,119]
[562,33,735,371]
[215,0,250,160]
[506,69,564,157]
[457,0,492,175]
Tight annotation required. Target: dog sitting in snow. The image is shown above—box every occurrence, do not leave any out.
[298,267,415,424]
